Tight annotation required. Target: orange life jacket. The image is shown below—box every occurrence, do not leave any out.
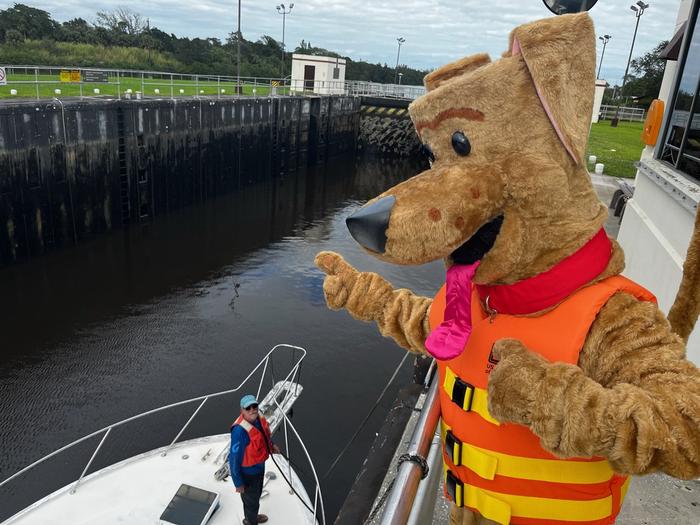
[232,415,272,467]
[429,275,656,525]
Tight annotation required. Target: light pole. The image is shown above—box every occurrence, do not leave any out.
[611,2,648,127]
[236,0,241,94]
[597,34,611,79]
[276,3,294,78]
[394,37,405,84]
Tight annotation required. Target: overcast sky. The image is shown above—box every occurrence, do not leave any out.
[13,0,684,85]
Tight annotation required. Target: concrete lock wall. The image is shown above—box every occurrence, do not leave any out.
[0,96,360,265]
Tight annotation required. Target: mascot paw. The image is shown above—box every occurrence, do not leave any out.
[315,251,359,311]
[487,339,548,425]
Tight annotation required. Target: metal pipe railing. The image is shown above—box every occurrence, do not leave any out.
[379,376,441,525]
[0,64,425,101]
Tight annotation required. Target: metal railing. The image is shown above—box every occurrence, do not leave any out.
[380,370,441,525]
[598,104,647,122]
[344,81,425,100]
[0,65,423,101]
[0,343,325,525]
[1,65,292,100]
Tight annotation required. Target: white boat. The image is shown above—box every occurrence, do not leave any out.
[1,344,325,525]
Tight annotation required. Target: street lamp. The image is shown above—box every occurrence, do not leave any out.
[398,72,403,85]
[394,37,405,84]
[611,1,648,127]
[236,0,241,94]
[597,34,611,79]
[276,3,294,78]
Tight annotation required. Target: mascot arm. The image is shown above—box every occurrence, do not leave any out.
[315,251,432,354]
[488,292,700,479]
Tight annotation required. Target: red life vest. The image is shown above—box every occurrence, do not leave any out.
[232,415,272,467]
[429,275,656,525]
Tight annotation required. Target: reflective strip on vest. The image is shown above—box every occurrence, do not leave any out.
[442,421,614,484]
[443,366,500,426]
[444,466,614,524]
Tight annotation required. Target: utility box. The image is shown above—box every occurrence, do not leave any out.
[291,54,346,95]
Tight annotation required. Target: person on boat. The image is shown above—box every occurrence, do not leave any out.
[230,394,280,525]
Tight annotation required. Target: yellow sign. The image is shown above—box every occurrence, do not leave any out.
[271,81,280,87]
[60,70,81,82]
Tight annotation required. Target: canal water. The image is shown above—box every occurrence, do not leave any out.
[0,155,443,520]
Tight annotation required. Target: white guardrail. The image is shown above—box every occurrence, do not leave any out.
[0,65,425,101]
[598,104,647,122]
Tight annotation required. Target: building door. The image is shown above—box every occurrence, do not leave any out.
[304,65,315,91]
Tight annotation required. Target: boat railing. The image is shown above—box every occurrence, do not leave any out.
[0,343,325,525]
[378,370,442,525]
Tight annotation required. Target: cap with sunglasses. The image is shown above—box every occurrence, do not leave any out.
[240,394,259,410]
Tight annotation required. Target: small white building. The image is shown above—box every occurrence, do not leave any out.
[290,54,346,95]
[617,0,700,364]
[591,79,608,123]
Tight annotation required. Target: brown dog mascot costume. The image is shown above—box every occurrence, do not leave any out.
[316,12,700,525]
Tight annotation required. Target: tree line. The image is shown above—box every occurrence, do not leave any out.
[0,4,429,84]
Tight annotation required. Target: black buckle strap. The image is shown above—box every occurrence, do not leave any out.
[452,376,475,412]
[444,430,463,467]
[445,469,464,507]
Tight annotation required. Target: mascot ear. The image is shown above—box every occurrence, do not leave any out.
[424,53,491,92]
[509,13,595,164]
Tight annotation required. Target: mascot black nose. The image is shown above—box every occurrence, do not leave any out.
[346,195,395,254]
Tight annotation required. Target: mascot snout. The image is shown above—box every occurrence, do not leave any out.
[346,195,395,254]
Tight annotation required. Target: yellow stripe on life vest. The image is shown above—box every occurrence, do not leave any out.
[444,467,613,524]
[444,367,500,425]
[441,421,614,484]
[621,476,631,501]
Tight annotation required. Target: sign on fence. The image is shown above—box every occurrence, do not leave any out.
[0,67,6,85]
[83,70,108,83]
[60,70,81,82]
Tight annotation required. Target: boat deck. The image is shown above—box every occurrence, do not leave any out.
[5,435,316,525]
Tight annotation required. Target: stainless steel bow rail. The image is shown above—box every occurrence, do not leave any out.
[0,343,326,525]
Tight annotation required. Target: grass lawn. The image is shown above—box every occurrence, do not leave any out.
[0,73,291,99]
[586,120,645,179]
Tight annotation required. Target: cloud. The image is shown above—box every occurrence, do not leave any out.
[15,0,682,83]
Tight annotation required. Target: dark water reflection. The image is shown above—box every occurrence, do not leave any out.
[0,155,444,520]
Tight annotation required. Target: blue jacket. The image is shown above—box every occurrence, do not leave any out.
[229,418,267,488]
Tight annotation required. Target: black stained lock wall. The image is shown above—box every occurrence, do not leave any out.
[0,95,360,265]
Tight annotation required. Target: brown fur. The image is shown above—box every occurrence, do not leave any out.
[315,12,700,523]
[424,53,491,92]
[668,206,700,342]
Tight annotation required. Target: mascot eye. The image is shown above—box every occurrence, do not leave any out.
[451,131,471,156]
[420,143,436,162]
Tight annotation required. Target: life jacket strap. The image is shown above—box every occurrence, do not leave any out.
[445,468,511,524]
[443,423,615,484]
[444,465,618,524]
[444,367,500,426]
